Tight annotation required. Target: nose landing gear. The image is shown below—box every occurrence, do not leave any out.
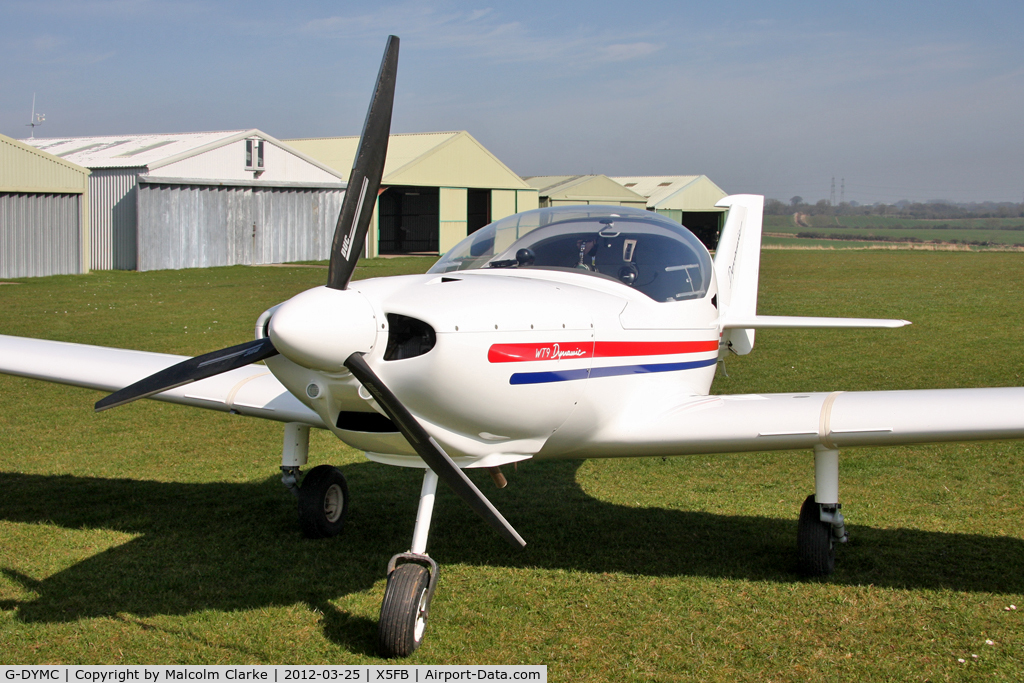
[377,468,442,658]
[379,553,439,658]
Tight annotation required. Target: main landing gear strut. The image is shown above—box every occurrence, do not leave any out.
[797,444,849,576]
[279,422,351,538]
[277,422,440,658]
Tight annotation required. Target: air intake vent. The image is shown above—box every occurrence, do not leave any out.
[384,314,436,360]
[336,411,398,433]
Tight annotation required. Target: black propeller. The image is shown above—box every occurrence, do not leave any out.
[344,352,526,549]
[327,35,399,291]
[93,36,400,412]
[95,337,278,412]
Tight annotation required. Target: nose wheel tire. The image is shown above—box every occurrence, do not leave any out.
[797,494,835,576]
[378,563,431,658]
[297,465,349,539]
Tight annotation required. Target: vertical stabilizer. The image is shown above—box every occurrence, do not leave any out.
[713,194,764,355]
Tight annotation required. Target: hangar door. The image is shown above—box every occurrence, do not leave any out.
[378,186,440,254]
[136,180,343,271]
[0,192,82,278]
[656,209,724,251]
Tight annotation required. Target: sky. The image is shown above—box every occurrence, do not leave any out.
[2,0,1022,205]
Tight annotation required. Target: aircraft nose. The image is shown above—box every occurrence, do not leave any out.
[268,286,379,372]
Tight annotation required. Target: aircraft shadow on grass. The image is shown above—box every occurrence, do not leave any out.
[1,459,1022,654]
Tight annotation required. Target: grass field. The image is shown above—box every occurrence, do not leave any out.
[764,214,1024,249]
[764,215,1024,231]
[2,251,1024,680]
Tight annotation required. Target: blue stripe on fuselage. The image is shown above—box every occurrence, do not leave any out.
[509,357,717,385]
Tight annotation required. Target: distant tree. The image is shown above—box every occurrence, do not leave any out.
[765,199,787,215]
[790,196,803,207]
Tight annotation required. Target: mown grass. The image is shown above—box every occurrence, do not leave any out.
[2,252,1024,680]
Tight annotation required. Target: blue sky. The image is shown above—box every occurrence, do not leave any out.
[2,1,1022,204]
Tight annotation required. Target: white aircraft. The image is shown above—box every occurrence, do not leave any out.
[3,36,1024,658]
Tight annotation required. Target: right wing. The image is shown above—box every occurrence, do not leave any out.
[0,334,325,427]
[562,387,1024,458]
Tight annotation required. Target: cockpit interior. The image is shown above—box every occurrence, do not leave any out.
[429,206,712,302]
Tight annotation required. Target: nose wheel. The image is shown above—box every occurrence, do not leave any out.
[378,555,438,658]
[376,469,443,658]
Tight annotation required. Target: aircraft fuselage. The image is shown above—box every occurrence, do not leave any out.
[266,266,722,467]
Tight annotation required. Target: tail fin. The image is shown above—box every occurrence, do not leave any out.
[713,194,764,355]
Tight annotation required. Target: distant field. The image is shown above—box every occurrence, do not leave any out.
[2,252,1024,680]
[763,214,1024,249]
[764,215,1024,230]
[760,236,947,250]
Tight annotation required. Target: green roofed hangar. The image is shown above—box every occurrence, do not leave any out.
[522,174,729,249]
[0,133,91,278]
[611,175,728,249]
[523,174,649,210]
[286,131,538,257]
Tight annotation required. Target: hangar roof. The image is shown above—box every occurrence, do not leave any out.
[524,174,648,205]
[286,131,530,190]
[22,130,342,181]
[26,131,250,168]
[611,175,727,211]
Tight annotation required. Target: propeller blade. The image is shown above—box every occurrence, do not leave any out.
[327,35,400,291]
[344,352,526,549]
[95,337,278,412]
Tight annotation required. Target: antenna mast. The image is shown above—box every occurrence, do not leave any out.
[26,93,45,138]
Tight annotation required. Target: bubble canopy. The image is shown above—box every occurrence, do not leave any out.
[428,205,713,302]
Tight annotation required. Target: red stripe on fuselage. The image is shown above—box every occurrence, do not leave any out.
[487,340,718,363]
[594,340,719,356]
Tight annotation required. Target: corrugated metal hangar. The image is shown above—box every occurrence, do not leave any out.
[25,130,345,271]
[6,120,731,275]
[611,175,728,248]
[523,175,648,209]
[287,131,538,256]
[1,134,90,278]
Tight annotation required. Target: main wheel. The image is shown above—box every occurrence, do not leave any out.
[797,494,835,576]
[297,465,349,539]
[378,563,431,658]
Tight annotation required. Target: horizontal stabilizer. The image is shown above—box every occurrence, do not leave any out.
[722,315,911,330]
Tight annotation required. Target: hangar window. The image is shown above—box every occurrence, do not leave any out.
[245,139,265,171]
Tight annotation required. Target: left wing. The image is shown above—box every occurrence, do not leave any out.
[0,334,325,427]
[559,387,1024,458]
